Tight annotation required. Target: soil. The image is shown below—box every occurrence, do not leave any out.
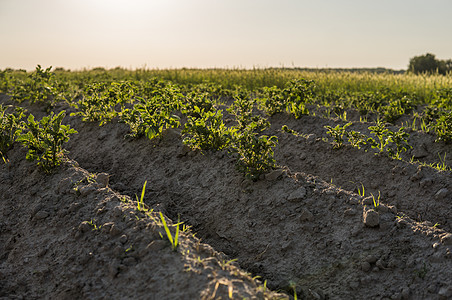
[1,95,452,299]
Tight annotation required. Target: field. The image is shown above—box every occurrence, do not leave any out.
[1,66,452,299]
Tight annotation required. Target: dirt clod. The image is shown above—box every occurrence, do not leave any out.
[363,208,380,227]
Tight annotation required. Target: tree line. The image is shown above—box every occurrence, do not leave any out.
[409,53,452,75]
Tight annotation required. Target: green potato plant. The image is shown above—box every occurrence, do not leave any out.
[17,111,77,172]
[0,105,25,163]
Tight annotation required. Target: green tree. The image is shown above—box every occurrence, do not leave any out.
[408,53,450,75]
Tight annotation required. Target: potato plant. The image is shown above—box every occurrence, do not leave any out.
[17,111,77,172]
[182,107,235,151]
[12,65,60,112]
[232,130,278,180]
[0,105,25,163]
[121,96,181,140]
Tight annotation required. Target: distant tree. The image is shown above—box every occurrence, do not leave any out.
[408,53,441,74]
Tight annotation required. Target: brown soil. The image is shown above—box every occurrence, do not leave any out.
[1,95,451,299]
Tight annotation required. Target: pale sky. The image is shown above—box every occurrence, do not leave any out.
[1,0,451,70]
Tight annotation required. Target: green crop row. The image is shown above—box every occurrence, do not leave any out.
[1,105,77,172]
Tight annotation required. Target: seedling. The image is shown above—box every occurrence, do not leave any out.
[371,191,381,208]
[159,212,180,251]
[136,181,147,212]
[358,183,365,197]
[325,122,352,149]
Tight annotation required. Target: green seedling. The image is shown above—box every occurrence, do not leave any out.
[368,119,390,153]
[386,127,412,160]
[371,191,381,208]
[358,183,365,197]
[136,181,147,212]
[325,122,352,149]
[159,212,180,251]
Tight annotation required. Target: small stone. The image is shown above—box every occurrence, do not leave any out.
[299,208,314,222]
[363,208,380,227]
[344,208,357,216]
[349,281,359,289]
[265,169,285,181]
[420,178,433,188]
[123,256,137,266]
[178,145,191,157]
[163,128,180,139]
[361,261,371,272]
[435,188,448,200]
[387,259,398,269]
[119,234,128,244]
[440,233,452,245]
[377,205,389,213]
[376,259,386,269]
[365,255,378,264]
[433,242,441,249]
[288,187,307,202]
[101,222,113,234]
[401,288,410,300]
[349,197,360,205]
[96,173,109,187]
[78,221,91,233]
[108,264,119,278]
[438,286,452,299]
[412,145,428,159]
[362,196,373,206]
[110,224,122,236]
[79,184,97,196]
[34,210,49,220]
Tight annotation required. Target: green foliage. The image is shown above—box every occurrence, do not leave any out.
[324,122,352,149]
[257,79,314,118]
[11,65,61,112]
[71,82,116,125]
[0,105,25,162]
[232,130,278,180]
[17,111,77,172]
[182,107,235,151]
[258,86,286,116]
[386,127,412,159]
[227,92,269,132]
[408,53,451,75]
[382,97,414,123]
[0,70,13,94]
[368,120,390,153]
[283,78,315,118]
[121,96,180,140]
[433,111,452,143]
[346,130,371,149]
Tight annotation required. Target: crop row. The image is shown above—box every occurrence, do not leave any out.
[1,65,451,174]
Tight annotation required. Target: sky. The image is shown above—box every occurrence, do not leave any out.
[0,0,451,70]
